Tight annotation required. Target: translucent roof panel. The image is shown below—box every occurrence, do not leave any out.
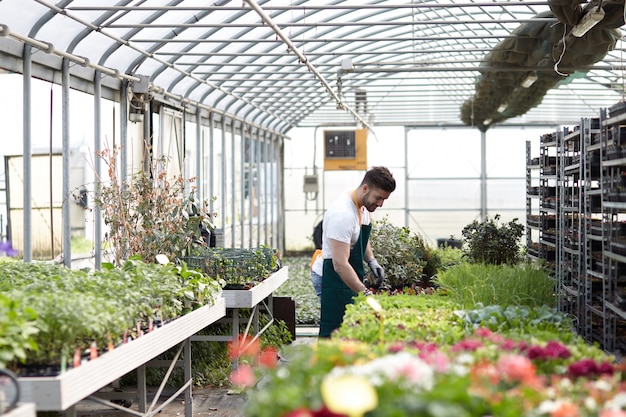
[0,0,623,134]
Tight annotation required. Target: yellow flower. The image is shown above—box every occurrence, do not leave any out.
[321,374,378,417]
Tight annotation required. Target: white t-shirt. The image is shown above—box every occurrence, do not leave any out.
[311,191,371,276]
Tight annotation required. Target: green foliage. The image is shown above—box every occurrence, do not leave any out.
[455,304,574,335]
[434,262,556,308]
[181,246,281,287]
[0,259,223,369]
[433,245,465,272]
[0,294,41,369]
[368,216,440,288]
[275,256,320,324]
[93,147,215,266]
[338,294,466,346]
[461,214,525,265]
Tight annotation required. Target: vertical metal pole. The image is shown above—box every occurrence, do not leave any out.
[278,136,285,254]
[481,129,487,220]
[270,134,276,248]
[93,71,102,270]
[183,339,192,417]
[404,126,409,228]
[61,58,71,267]
[143,100,151,174]
[242,124,248,248]
[209,112,215,213]
[22,45,32,262]
[231,120,236,247]
[137,364,147,414]
[256,129,261,246]
[220,117,227,236]
[196,107,202,201]
[120,81,128,185]
[263,131,269,244]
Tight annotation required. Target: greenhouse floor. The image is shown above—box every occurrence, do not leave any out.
[74,386,247,417]
[74,335,318,417]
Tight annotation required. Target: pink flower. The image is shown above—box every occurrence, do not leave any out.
[497,354,536,382]
[230,364,256,388]
[451,338,484,352]
[420,350,449,373]
[600,410,626,417]
[474,327,493,338]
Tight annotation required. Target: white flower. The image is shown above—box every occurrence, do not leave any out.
[604,392,626,410]
[327,352,435,391]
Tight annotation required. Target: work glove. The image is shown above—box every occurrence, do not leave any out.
[367,258,385,289]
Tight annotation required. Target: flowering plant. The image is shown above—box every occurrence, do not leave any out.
[244,333,625,417]
[0,240,17,257]
[242,295,626,417]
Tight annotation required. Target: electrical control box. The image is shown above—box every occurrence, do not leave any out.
[303,174,319,193]
[323,129,367,171]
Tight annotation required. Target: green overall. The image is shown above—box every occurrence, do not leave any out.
[319,223,372,338]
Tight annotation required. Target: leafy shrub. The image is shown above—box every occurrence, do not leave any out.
[367,216,440,289]
[93,147,215,266]
[275,256,320,325]
[461,214,524,265]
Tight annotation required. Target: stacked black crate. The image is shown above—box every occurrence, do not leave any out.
[560,124,584,329]
[600,106,626,355]
[582,118,603,345]
[539,132,560,274]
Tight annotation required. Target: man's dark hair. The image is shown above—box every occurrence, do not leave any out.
[361,166,396,193]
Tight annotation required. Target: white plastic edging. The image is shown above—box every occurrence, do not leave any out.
[221,266,289,308]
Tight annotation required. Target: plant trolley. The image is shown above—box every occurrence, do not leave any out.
[17,299,226,417]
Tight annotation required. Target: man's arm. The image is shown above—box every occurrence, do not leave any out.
[329,238,369,293]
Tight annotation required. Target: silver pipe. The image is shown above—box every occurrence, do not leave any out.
[481,130,487,220]
[208,112,215,217]
[196,106,202,202]
[22,45,32,262]
[104,18,557,28]
[93,70,102,270]
[62,59,71,267]
[68,3,551,11]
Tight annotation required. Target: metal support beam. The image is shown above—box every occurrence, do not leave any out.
[62,58,71,267]
[481,130,487,220]
[22,45,32,262]
[93,70,102,270]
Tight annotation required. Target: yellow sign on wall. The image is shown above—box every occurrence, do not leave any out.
[323,128,367,171]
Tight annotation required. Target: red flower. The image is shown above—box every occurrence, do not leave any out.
[228,334,261,360]
[313,406,348,417]
[258,346,279,368]
[282,408,314,417]
[568,359,614,377]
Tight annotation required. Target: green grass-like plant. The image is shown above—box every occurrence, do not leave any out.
[433,262,556,308]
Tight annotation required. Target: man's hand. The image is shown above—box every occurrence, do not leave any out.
[367,258,385,288]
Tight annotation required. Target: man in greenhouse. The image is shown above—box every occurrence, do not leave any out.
[315,166,396,337]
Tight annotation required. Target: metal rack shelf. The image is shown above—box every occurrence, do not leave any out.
[18,299,226,416]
